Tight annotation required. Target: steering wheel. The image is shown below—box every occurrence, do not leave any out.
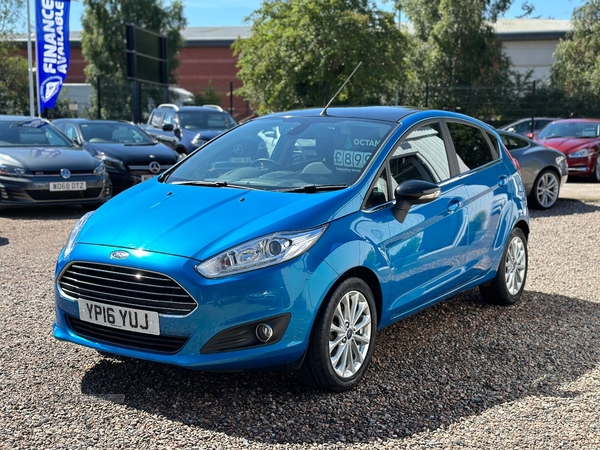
[249,158,286,171]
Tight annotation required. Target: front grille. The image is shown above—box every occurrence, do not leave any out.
[32,170,94,177]
[59,262,198,315]
[66,316,188,354]
[27,188,102,201]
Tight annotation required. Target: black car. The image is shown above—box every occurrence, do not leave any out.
[53,119,180,195]
[0,116,112,208]
[139,104,238,156]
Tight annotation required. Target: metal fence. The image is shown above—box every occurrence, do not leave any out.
[51,79,600,126]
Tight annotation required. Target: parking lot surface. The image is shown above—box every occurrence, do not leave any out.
[1,195,599,449]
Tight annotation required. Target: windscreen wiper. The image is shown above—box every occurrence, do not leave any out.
[282,184,348,193]
[170,180,230,187]
[169,180,253,190]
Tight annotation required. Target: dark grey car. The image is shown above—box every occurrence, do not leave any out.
[0,116,111,208]
[499,130,568,209]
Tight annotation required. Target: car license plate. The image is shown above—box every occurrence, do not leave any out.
[141,175,155,182]
[50,181,86,191]
[78,300,160,335]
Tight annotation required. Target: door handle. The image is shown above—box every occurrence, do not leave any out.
[498,175,509,186]
[447,198,463,212]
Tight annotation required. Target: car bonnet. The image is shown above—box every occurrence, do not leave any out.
[76,180,360,261]
[0,146,97,171]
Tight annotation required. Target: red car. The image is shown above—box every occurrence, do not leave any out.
[535,119,600,182]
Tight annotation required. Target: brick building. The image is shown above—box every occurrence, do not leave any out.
[16,20,571,119]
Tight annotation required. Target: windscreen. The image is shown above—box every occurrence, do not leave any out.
[537,121,600,139]
[0,119,74,147]
[179,111,238,131]
[165,116,393,191]
[80,122,155,144]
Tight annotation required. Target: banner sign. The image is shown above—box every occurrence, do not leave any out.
[36,0,71,111]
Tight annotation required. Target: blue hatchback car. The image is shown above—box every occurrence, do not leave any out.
[53,106,530,392]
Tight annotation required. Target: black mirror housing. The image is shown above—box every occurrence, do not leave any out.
[162,123,174,132]
[392,180,441,223]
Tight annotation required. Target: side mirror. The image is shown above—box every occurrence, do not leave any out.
[162,123,174,132]
[392,180,441,223]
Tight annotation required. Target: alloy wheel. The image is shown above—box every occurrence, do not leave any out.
[328,290,372,379]
[535,171,559,208]
[504,235,527,295]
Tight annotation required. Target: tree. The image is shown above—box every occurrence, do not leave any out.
[551,0,600,106]
[0,0,30,115]
[397,0,515,119]
[233,0,408,115]
[81,0,186,119]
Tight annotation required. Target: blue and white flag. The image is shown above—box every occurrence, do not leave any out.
[36,0,71,111]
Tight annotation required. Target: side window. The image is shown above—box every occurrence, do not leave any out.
[514,120,531,133]
[485,131,501,158]
[150,112,164,128]
[390,122,450,184]
[163,112,176,127]
[63,124,78,141]
[365,168,390,209]
[447,122,495,173]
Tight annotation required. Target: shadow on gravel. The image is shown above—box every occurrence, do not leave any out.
[531,198,600,218]
[80,289,600,446]
[0,205,88,221]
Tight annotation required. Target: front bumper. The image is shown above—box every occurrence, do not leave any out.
[0,175,111,207]
[53,242,338,371]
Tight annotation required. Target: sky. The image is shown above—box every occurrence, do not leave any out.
[28,0,587,32]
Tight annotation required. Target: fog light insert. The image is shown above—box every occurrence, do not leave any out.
[200,313,290,354]
[256,323,273,342]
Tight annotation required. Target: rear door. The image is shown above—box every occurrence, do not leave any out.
[444,120,508,280]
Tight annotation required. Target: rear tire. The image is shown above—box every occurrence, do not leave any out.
[479,227,528,306]
[298,278,377,392]
[528,169,559,209]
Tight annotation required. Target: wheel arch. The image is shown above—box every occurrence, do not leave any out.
[316,266,383,329]
[514,218,530,240]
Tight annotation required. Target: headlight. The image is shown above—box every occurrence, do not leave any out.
[195,226,327,278]
[93,161,107,177]
[64,211,94,258]
[568,148,590,158]
[191,135,208,147]
[0,164,32,178]
[95,152,126,170]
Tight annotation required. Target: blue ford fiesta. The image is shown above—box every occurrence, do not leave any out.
[53,106,529,392]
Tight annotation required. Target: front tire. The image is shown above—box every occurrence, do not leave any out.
[480,227,528,305]
[528,169,559,209]
[591,154,600,183]
[298,278,377,392]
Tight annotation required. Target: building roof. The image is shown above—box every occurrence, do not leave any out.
[493,19,572,41]
[12,19,573,46]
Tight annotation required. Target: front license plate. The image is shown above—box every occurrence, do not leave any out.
[78,300,160,335]
[50,181,86,191]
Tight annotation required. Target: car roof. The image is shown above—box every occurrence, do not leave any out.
[0,115,46,122]
[260,106,420,123]
[53,119,134,125]
[155,105,232,114]
[547,118,600,124]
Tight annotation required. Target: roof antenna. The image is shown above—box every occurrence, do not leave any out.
[320,61,363,116]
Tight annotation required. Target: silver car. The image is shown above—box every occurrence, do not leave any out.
[499,130,568,209]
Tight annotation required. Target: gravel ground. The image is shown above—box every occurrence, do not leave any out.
[1,199,599,449]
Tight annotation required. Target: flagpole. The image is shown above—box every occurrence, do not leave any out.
[34,0,42,118]
[26,0,35,117]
